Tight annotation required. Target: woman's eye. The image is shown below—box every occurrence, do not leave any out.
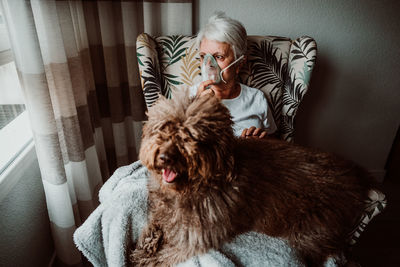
[215,55,223,60]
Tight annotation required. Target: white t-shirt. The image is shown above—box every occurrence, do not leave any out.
[188,83,277,137]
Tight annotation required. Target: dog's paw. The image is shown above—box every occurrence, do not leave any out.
[137,228,163,255]
[131,224,165,266]
[130,249,162,267]
[130,249,148,267]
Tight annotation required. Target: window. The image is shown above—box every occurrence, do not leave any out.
[0,8,33,175]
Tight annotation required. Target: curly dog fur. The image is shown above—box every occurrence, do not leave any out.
[130,91,375,266]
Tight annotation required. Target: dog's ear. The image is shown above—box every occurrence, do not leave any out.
[196,148,235,183]
[184,94,236,181]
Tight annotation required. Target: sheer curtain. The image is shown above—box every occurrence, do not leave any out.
[0,0,193,265]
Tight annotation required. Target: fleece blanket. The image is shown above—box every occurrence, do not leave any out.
[74,161,338,267]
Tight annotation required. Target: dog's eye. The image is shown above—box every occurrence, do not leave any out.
[180,128,196,143]
[159,121,172,131]
[158,134,171,142]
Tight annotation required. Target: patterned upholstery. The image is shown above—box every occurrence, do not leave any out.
[349,189,386,245]
[136,33,386,246]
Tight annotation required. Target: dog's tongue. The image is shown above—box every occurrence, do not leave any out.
[163,168,177,183]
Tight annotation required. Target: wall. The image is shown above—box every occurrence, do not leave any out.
[0,146,54,267]
[195,0,400,178]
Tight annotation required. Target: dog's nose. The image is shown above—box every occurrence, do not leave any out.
[159,153,173,165]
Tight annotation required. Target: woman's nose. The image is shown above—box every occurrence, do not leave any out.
[205,58,215,68]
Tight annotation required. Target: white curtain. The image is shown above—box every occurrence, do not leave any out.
[0,0,193,265]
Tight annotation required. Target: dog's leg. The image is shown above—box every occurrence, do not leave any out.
[292,237,342,267]
[148,243,205,267]
[131,238,198,267]
[130,224,163,266]
[132,225,211,266]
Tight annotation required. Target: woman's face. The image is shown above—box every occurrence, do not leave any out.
[199,38,239,85]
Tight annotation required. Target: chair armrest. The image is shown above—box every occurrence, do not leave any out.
[349,189,387,245]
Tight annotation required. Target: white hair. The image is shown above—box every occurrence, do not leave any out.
[196,12,247,59]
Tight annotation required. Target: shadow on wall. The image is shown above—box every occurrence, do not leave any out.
[294,53,332,147]
[385,126,400,182]
[294,50,392,174]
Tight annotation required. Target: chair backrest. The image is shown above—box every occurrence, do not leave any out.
[136,33,317,142]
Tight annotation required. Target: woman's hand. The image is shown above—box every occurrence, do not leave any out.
[240,126,268,139]
[196,80,215,97]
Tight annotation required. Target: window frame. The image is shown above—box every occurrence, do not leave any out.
[0,6,36,201]
[0,137,35,203]
[0,111,33,175]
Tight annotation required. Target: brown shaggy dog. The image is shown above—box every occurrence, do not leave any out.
[130,91,375,267]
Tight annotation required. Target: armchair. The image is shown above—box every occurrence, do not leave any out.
[136,33,386,246]
[136,33,317,142]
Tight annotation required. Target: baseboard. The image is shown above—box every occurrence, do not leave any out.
[48,251,56,267]
[368,169,386,183]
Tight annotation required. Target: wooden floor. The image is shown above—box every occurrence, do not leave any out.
[350,177,400,267]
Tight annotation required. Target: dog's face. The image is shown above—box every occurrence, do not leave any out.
[139,91,235,192]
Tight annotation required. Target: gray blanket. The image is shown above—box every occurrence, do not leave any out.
[74,161,337,267]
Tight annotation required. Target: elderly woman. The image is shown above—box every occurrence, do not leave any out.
[189,12,276,138]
